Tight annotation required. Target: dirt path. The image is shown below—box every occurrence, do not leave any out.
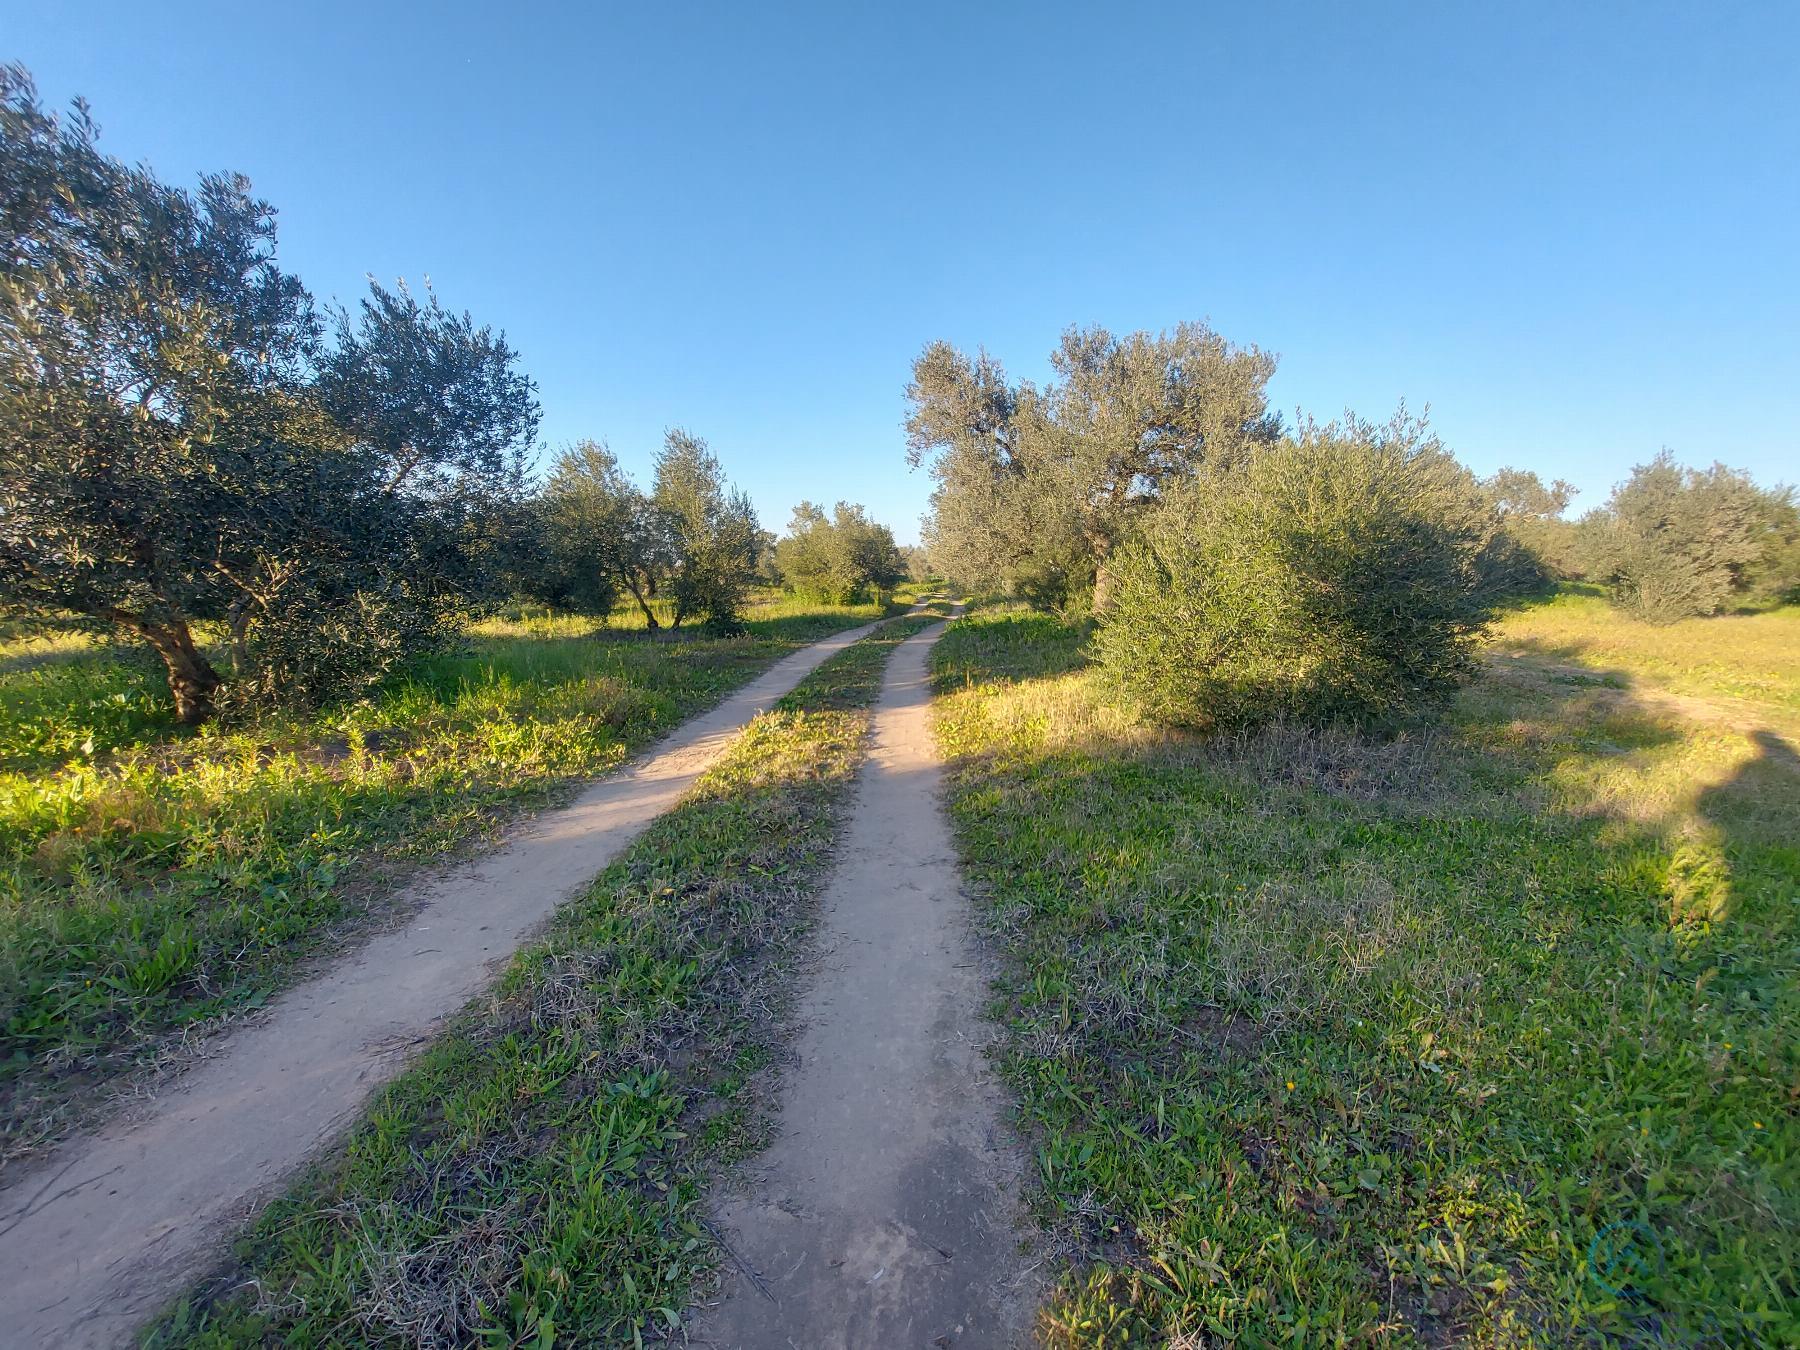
[694,616,1042,1349]
[0,617,898,1350]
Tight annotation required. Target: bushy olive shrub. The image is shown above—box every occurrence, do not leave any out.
[1579,453,1780,623]
[1095,415,1499,729]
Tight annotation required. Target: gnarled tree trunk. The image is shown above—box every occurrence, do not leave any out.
[621,570,660,631]
[112,609,223,724]
[150,624,222,725]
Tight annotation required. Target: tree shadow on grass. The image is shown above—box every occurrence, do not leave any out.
[932,610,1799,1346]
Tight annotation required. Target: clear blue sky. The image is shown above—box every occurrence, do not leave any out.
[9,1,1797,543]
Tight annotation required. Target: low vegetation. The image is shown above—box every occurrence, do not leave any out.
[1490,586,1800,729]
[932,600,1797,1345]
[146,616,932,1348]
[0,595,890,1173]
[1097,414,1500,729]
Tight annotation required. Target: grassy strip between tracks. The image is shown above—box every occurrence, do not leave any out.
[146,614,936,1348]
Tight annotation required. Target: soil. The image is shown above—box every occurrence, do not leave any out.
[692,614,1043,1349]
[0,617,896,1350]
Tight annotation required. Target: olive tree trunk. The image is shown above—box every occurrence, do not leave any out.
[112,610,223,724]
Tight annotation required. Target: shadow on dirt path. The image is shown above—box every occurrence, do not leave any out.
[693,613,1043,1349]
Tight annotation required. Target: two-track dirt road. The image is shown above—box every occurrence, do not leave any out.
[0,616,904,1349]
[695,613,1042,1348]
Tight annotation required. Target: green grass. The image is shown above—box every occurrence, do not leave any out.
[0,594,889,1173]
[1489,587,1800,731]
[931,601,1797,1346]
[145,616,933,1349]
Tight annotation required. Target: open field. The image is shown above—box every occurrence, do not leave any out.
[0,593,892,1173]
[1488,587,1800,733]
[931,599,1797,1345]
[145,615,934,1348]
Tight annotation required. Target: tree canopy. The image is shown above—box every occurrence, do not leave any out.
[906,322,1280,610]
[1580,452,1790,622]
[521,440,673,625]
[774,501,905,604]
[0,65,538,721]
[652,429,759,632]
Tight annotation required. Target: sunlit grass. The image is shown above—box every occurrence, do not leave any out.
[931,600,1798,1345]
[1490,587,1800,728]
[0,594,888,1172]
[146,617,933,1348]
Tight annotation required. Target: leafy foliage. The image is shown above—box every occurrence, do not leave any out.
[772,500,905,603]
[521,441,672,624]
[1744,485,1800,606]
[905,323,1279,608]
[1480,466,1583,587]
[1581,453,1775,622]
[1095,413,1500,728]
[0,66,538,723]
[652,430,759,632]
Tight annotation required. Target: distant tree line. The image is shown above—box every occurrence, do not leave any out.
[515,445,912,623]
[908,324,1798,729]
[1483,455,1800,622]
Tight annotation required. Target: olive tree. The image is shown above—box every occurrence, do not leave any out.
[528,441,671,624]
[0,66,538,721]
[1096,411,1500,729]
[906,322,1279,610]
[1581,453,1769,622]
[774,500,905,603]
[1744,486,1800,606]
[652,429,758,631]
[1481,467,1582,585]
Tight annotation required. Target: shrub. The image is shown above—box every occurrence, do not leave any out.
[773,501,905,605]
[1095,414,1497,729]
[1581,453,1769,623]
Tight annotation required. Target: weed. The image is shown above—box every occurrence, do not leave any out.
[933,601,1798,1345]
[142,616,933,1348]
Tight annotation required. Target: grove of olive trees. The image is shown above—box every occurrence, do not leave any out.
[1,66,789,723]
[911,323,1800,724]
